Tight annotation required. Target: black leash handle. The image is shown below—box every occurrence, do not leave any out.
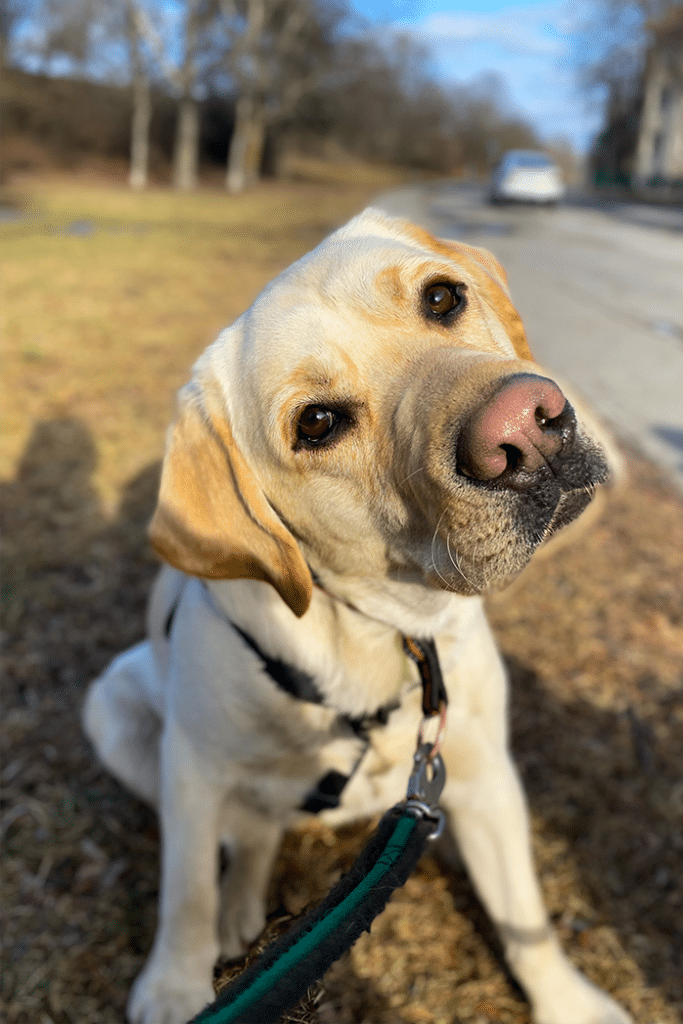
[189,804,438,1024]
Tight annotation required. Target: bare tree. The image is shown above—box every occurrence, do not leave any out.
[4,0,541,187]
[223,0,266,193]
[4,0,158,188]
[320,39,537,177]
[128,0,220,191]
[126,1,153,189]
[10,0,106,75]
[217,0,346,193]
[577,1,682,182]
[578,0,681,111]
[172,0,203,190]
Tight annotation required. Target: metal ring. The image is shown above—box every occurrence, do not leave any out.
[416,700,448,757]
[426,809,446,841]
[404,801,446,841]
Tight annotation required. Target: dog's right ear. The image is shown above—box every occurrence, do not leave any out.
[148,387,313,617]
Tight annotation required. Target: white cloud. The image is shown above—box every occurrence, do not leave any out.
[386,1,600,149]
[402,2,568,57]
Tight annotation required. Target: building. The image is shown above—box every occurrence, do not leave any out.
[634,7,683,185]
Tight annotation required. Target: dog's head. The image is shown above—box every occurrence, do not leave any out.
[150,209,614,617]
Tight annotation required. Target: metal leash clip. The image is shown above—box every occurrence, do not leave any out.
[403,742,446,840]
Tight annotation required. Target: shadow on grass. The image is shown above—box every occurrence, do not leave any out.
[1,417,681,1023]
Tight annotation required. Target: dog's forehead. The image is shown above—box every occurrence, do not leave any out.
[226,209,530,408]
[252,213,485,324]
[241,234,451,380]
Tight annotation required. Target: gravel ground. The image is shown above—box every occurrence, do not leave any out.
[1,419,681,1024]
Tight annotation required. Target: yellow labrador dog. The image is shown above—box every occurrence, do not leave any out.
[83,210,631,1024]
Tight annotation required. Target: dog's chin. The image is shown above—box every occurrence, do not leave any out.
[428,481,604,598]
[426,552,532,597]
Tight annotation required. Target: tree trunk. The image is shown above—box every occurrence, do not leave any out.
[225,96,266,193]
[173,95,200,191]
[129,70,152,189]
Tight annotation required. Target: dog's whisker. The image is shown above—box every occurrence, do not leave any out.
[430,510,454,589]
[474,543,488,591]
[445,532,458,572]
[473,540,483,589]
[398,466,426,488]
[446,531,477,591]
[432,561,451,589]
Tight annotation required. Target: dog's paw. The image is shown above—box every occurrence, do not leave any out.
[127,963,215,1024]
[532,970,633,1024]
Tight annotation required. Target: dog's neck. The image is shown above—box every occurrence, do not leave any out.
[309,566,473,640]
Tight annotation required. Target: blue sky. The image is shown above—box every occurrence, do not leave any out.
[348,0,600,152]
[13,0,603,154]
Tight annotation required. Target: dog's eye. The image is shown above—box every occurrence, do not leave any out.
[424,282,465,320]
[297,406,337,444]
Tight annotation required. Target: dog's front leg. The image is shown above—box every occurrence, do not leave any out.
[128,721,221,1024]
[442,751,632,1024]
[218,804,284,960]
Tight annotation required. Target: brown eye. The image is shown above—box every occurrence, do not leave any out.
[297,406,337,443]
[424,282,463,319]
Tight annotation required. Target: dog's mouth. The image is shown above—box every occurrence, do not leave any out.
[424,435,610,596]
[541,484,597,540]
[516,434,610,542]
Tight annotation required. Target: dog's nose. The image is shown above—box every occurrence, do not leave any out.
[457,374,574,484]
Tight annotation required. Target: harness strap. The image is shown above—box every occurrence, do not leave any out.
[229,622,399,735]
[299,769,350,814]
[403,636,448,717]
[231,624,324,705]
[168,582,448,813]
[229,621,393,813]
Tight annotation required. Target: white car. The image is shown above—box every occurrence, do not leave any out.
[489,150,565,205]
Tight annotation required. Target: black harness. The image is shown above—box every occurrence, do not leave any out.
[163,589,447,814]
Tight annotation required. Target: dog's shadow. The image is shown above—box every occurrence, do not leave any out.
[2,417,681,1023]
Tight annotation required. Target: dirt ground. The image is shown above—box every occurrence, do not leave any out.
[2,424,682,1024]
[1,179,682,1024]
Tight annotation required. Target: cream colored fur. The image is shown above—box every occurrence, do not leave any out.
[83,210,631,1024]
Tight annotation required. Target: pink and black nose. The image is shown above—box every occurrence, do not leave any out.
[457,374,575,487]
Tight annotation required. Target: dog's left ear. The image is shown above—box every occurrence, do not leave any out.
[149,387,313,617]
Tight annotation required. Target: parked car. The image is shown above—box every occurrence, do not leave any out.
[489,150,565,205]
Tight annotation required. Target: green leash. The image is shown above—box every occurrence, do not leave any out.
[190,743,446,1024]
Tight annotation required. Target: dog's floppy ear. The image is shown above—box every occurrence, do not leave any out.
[149,387,313,617]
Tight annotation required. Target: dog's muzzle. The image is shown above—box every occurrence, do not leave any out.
[453,372,610,538]
[455,373,577,490]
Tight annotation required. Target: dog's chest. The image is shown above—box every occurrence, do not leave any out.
[218,628,423,818]
[227,682,424,821]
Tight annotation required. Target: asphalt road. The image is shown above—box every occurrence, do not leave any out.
[375,184,683,495]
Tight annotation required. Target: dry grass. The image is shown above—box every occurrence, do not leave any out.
[2,178,682,1024]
